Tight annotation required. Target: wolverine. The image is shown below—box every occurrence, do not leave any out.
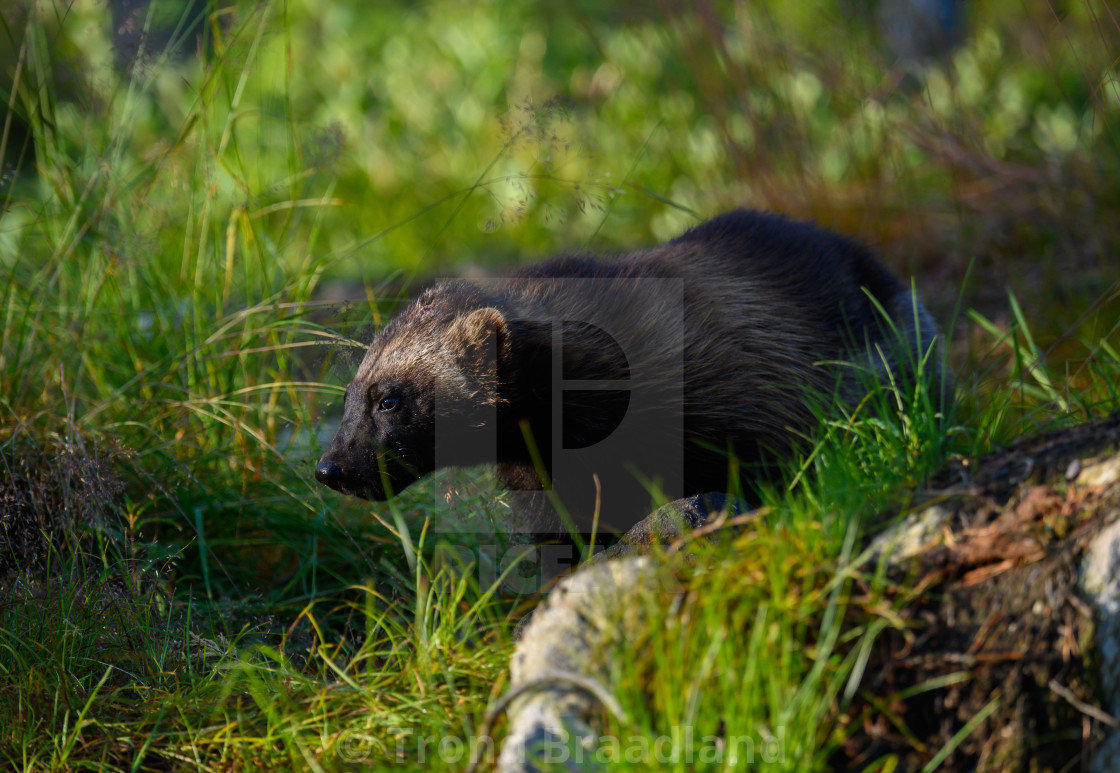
[316,209,945,536]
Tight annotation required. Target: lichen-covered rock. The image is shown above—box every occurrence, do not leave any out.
[496,554,657,773]
[492,412,1120,772]
[1077,457,1120,773]
[867,503,953,565]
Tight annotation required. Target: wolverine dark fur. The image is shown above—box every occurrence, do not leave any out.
[316,209,943,534]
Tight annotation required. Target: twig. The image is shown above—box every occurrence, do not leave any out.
[1048,679,1118,727]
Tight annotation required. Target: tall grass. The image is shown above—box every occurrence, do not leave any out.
[1,0,344,593]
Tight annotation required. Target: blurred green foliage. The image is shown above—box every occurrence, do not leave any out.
[6,0,1117,288]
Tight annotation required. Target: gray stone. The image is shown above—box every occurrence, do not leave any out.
[496,555,658,773]
[1081,514,1120,773]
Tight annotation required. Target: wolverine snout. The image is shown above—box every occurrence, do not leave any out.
[314,454,392,500]
[315,458,344,491]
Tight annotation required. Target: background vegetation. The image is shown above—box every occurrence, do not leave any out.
[1,0,1117,770]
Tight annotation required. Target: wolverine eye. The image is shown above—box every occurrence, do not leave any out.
[377,395,401,413]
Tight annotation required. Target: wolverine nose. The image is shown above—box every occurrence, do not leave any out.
[315,459,344,490]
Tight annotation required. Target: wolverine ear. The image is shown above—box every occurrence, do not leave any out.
[451,307,507,345]
[448,308,507,400]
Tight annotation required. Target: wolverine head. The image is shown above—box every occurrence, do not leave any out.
[316,284,507,500]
